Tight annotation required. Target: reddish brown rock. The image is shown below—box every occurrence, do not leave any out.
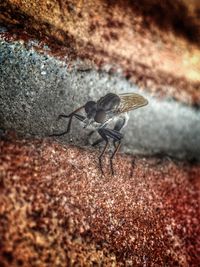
[0,135,199,266]
[0,0,200,105]
[0,1,200,265]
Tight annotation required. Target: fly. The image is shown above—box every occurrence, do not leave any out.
[50,92,148,175]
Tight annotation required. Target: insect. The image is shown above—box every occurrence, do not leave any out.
[50,92,148,175]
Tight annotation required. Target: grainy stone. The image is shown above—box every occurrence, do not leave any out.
[0,135,199,266]
[0,0,200,104]
[0,39,200,160]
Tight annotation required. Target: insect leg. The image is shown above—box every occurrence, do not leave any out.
[62,106,85,134]
[112,116,126,148]
[110,140,121,176]
[50,106,85,137]
[97,128,109,175]
[50,114,86,137]
[96,128,123,175]
[102,128,123,175]
[91,117,126,149]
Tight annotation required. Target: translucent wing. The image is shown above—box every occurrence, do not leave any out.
[117,93,148,114]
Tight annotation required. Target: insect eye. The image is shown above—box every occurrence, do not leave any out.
[94,110,106,123]
[85,101,97,115]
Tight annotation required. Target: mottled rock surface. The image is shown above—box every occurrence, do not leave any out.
[0,0,200,104]
[1,39,200,160]
[0,0,200,266]
[0,135,200,266]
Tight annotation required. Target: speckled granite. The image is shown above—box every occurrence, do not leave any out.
[0,135,200,266]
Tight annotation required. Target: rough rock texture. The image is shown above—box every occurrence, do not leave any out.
[0,0,200,105]
[1,39,200,160]
[0,135,200,266]
[0,0,200,266]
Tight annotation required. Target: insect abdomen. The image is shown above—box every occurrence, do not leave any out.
[97,93,120,111]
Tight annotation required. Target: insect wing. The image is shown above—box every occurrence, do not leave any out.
[117,93,148,114]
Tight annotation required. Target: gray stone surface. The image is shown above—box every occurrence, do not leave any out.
[0,38,200,160]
